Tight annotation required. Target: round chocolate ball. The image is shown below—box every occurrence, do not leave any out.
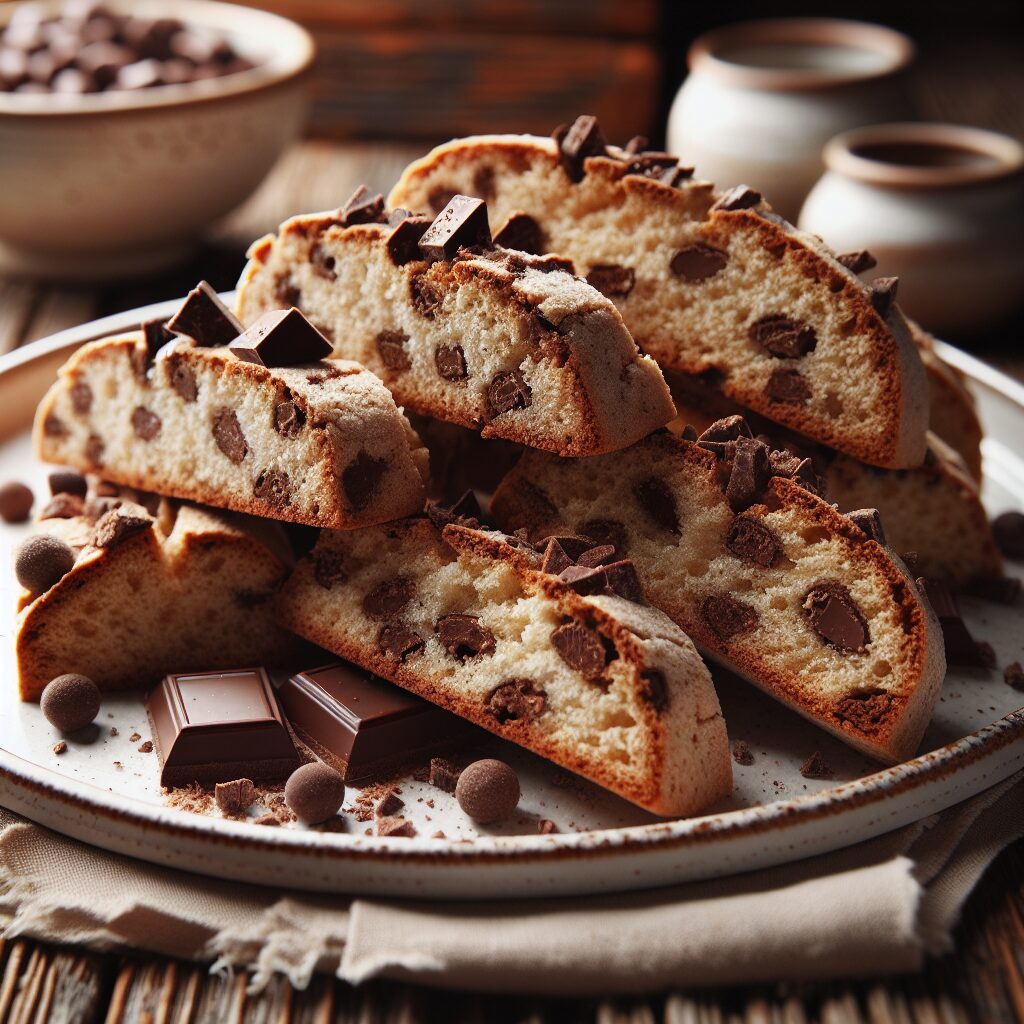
[285,762,345,824]
[455,759,520,824]
[40,673,101,733]
[0,481,34,524]
[14,535,75,594]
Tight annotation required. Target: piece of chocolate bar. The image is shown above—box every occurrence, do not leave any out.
[418,196,491,263]
[279,662,477,782]
[228,308,333,367]
[148,668,299,787]
[166,281,245,348]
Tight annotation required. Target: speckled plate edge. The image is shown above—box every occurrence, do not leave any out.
[0,302,1021,899]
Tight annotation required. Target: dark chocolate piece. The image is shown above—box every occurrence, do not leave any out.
[917,578,993,667]
[278,662,476,782]
[847,508,887,545]
[586,264,635,298]
[870,277,899,317]
[147,668,299,787]
[48,470,87,498]
[493,212,544,255]
[711,186,762,212]
[749,314,817,359]
[228,308,332,367]
[802,581,869,653]
[836,250,877,274]
[554,115,608,182]
[386,214,431,266]
[670,244,728,282]
[166,281,244,348]
[418,195,492,263]
[339,185,386,227]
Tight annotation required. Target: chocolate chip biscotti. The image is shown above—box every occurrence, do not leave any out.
[34,296,430,529]
[15,481,303,701]
[388,117,930,469]
[490,426,946,763]
[277,508,732,817]
[236,190,676,457]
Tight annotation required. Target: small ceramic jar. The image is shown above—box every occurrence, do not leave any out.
[667,18,916,221]
[799,123,1024,334]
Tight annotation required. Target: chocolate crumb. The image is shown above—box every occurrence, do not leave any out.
[109,727,118,736]
[800,752,833,779]
[429,757,462,793]
[539,819,559,834]
[129,731,141,742]
[376,816,417,838]
[731,740,754,766]
[138,740,153,753]
[215,778,256,816]
[1004,662,1024,691]
[53,741,67,755]
[375,790,405,818]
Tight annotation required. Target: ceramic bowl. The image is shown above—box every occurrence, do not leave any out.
[0,0,313,280]
[799,123,1024,334]
[667,18,915,221]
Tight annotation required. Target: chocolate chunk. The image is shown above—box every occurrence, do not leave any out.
[167,353,198,402]
[0,481,33,523]
[229,308,332,368]
[803,581,869,653]
[48,471,87,498]
[577,544,617,568]
[376,330,411,371]
[83,434,104,466]
[486,369,531,418]
[540,538,574,576]
[339,185,386,226]
[428,756,462,793]
[558,564,607,596]
[285,762,345,824]
[14,535,74,595]
[435,343,468,381]
[847,508,886,545]
[726,436,772,512]
[136,319,173,376]
[71,381,93,414]
[374,790,405,818]
[579,518,628,556]
[992,511,1024,559]
[314,549,346,589]
[486,679,547,724]
[624,152,688,185]
[633,476,680,534]
[639,669,669,713]
[917,577,992,666]
[437,614,496,661]
[425,490,483,530]
[551,621,610,681]
[800,752,832,779]
[386,214,432,266]
[870,277,899,317]
[493,212,544,254]
[586,264,635,298]
[749,314,817,359]
[40,493,84,520]
[726,513,782,567]
[766,368,811,404]
[253,469,291,509]
[166,281,244,348]
[699,416,752,444]
[670,244,728,282]
[212,409,247,463]
[131,406,161,441]
[554,115,608,182]
[418,195,492,262]
[215,778,256,815]
[837,250,877,274]
[92,506,152,549]
[378,623,425,661]
[603,560,646,603]
[712,186,762,212]
[702,594,759,641]
[731,740,755,766]
[769,449,826,497]
[341,451,386,511]
[43,413,67,437]
[363,577,414,618]
[273,398,305,438]
[622,135,649,156]
[40,674,100,733]
[1004,662,1024,691]
[456,758,520,823]
[310,241,336,280]
[377,816,417,838]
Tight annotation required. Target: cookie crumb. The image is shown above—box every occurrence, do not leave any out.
[731,740,754,766]
[800,751,832,779]
[109,727,118,737]
[137,740,153,753]
[53,741,67,755]
[129,732,142,742]
[431,830,446,839]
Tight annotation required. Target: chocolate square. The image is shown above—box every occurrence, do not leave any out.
[228,308,333,367]
[418,195,492,263]
[166,281,245,348]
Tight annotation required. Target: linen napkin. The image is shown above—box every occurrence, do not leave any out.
[0,771,1021,995]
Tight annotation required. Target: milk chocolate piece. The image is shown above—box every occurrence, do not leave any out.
[147,668,299,787]
[418,195,492,262]
[278,662,476,782]
[228,308,332,367]
[166,281,244,348]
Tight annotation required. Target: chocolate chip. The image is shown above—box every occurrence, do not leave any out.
[847,508,886,546]
[92,506,152,549]
[410,274,443,319]
[437,614,496,661]
[558,564,607,596]
[749,314,817,359]
[768,449,825,497]
[131,406,161,441]
[49,471,87,498]
[1004,662,1024,691]
[493,212,544,254]
[40,673,100,733]
[803,581,869,653]
[711,185,762,212]
[43,413,67,437]
[167,353,198,402]
[14,535,75,594]
[275,277,301,308]
[800,752,832,779]
[698,416,752,443]
[84,434,104,466]
[313,549,346,589]
[702,594,759,641]
[0,482,33,523]
[339,184,386,226]
[485,679,547,724]
[376,330,411,371]
[39,493,84,520]
[486,369,532,418]
[579,518,628,556]
[726,513,782,567]
[215,778,256,815]
[378,623,425,661]
[455,759,520,823]
[386,214,432,266]
[435,344,468,381]
[554,115,608,182]
[418,195,492,263]
[472,165,495,199]
[622,135,649,156]
[310,240,336,280]
[551,621,610,681]
[166,280,244,348]
[639,668,669,713]
[633,477,679,534]
[992,511,1024,559]
[71,381,93,414]
[870,277,899,317]
[624,152,689,185]
[363,577,414,618]
[212,409,247,464]
[273,398,305,438]
[766,368,811,404]
[670,244,728,282]
[726,436,772,512]
[586,264,635,298]
[253,470,291,509]
[341,451,386,511]
[837,250,877,274]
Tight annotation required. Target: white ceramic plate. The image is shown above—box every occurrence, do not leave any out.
[0,301,1022,899]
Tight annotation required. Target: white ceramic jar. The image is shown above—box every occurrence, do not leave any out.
[799,123,1024,334]
[667,18,916,221]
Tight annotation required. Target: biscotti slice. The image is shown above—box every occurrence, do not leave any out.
[277,514,732,817]
[15,485,304,701]
[388,119,929,468]
[490,429,946,763]
[236,192,676,457]
[34,327,429,529]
